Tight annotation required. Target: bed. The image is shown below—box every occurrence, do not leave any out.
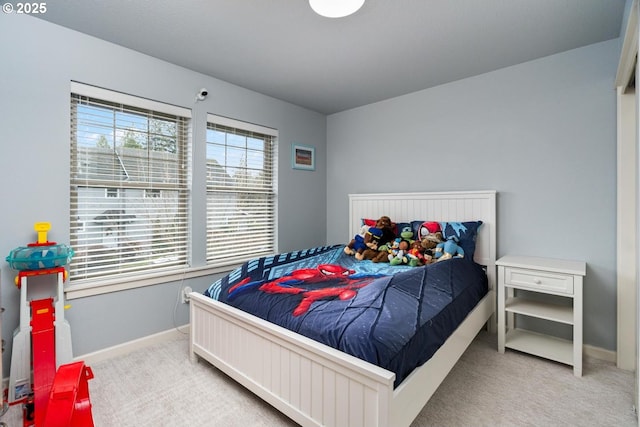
[189,191,497,427]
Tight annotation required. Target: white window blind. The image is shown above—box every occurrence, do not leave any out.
[70,83,191,283]
[206,114,277,266]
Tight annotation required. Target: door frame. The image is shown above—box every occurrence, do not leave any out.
[615,0,638,415]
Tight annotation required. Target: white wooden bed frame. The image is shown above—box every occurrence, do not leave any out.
[190,191,497,427]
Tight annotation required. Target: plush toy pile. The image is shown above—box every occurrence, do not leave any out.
[345,218,454,266]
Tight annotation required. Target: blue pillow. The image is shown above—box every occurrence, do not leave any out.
[440,221,483,260]
[410,220,426,240]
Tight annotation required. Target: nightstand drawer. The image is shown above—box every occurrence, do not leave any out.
[505,267,574,295]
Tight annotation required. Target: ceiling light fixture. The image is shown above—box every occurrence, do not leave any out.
[309,0,365,18]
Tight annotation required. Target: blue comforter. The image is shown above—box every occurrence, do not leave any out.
[204,244,488,387]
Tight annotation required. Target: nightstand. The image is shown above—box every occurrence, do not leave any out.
[496,255,586,376]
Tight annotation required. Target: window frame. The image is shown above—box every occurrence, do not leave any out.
[65,84,280,300]
[67,82,195,299]
[205,114,278,268]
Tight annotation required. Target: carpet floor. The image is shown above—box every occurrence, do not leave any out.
[1,330,636,426]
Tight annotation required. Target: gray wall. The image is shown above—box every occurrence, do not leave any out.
[326,39,619,352]
[0,11,623,377]
[0,15,327,375]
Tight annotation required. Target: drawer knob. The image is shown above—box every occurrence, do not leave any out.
[534,278,542,284]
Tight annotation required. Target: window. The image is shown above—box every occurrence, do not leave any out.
[70,82,191,285]
[144,189,162,199]
[206,115,277,266]
[105,188,120,198]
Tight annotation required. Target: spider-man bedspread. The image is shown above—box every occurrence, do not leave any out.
[204,244,488,387]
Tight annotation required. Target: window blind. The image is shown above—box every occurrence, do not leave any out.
[70,84,191,283]
[206,114,277,266]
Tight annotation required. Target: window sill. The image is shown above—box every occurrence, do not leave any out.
[64,264,239,300]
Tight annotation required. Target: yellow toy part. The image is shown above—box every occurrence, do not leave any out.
[34,222,51,244]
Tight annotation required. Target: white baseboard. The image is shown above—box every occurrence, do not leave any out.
[74,325,190,366]
[584,343,617,364]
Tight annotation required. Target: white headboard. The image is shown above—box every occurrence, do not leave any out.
[348,191,497,289]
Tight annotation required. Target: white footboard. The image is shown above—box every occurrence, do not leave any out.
[190,292,395,427]
[190,289,494,427]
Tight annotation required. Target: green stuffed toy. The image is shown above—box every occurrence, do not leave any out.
[399,225,414,242]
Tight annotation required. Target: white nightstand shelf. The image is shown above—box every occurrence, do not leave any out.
[505,329,573,365]
[497,255,586,377]
[505,297,573,324]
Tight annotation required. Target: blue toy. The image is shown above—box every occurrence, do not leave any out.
[434,237,464,262]
[6,222,74,271]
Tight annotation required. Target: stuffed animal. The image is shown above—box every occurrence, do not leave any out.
[364,243,392,263]
[407,240,427,266]
[399,225,414,243]
[384,226,416,266]
[344,236,365,256]
[388,239,411,265]
[434,236,464,262]
[346,216,395,254]
[420,231,444,258]
[375,215,396,247]
[361,246,385,262]
[417,221,441,241]
[346,216,396,261]
[357,227,385,260]
[344,222,375,256]
[345,226,384,260]
[434,221,471,262]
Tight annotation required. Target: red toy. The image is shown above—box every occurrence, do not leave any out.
[21,274,95,426]
[6,223,95,426]
[43,361,94,427]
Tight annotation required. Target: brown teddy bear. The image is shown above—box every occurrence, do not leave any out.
[362,215,397,262]
[420,231,444,263]
[370,215,396,247]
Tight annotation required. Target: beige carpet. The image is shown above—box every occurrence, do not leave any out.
[0,331,636,426]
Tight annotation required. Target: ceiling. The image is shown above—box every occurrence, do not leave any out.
[36,0,627,115]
